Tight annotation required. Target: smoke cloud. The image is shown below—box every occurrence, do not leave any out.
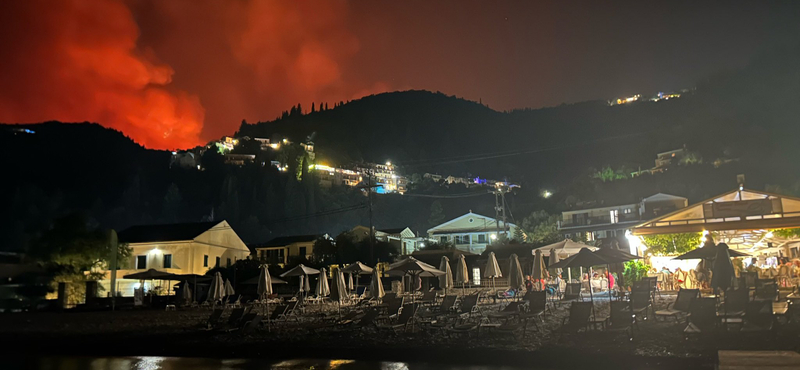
[0,0,204,149]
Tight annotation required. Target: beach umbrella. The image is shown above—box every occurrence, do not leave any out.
[531,249,548,290]
[256,266,273,328]
[548,248,609,315]
[535,239,597,258]
[182,284,192,302]
[507,254,525,293]
[281,264,319,297]
[673,245,749,260]
[711,243,735,293]
[241,275,287,285]
[368,267,385,300]
[484,252,502,291]
[387,257,445,277]
[439,256,454,295]
[316,268,330,297]
[347,273,354,292]
[341,262,373,296]
[331,270,348,304]
[223,279,235,297]
[340,261,374,275]
[548,247,564,279]
[206,272,224,304]
[387,257,444,297]
[256,266,273,299]
[594,244,637,294]
[280,264,321,276]
[454,254,470,294]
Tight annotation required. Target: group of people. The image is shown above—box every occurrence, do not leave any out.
[649,257,800,290]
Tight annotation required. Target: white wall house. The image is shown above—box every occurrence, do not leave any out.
[427,212,517,254]
[94,220,250,297]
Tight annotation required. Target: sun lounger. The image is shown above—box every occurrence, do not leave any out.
[719,289,749,327]
[419,295,457,320]
[354,309,380,330]
[605,300,635,340]
[215,307,248,330]
[557,301,593,334]
[487,301,522,322]
[630,290,652,321]
[684,298,718,338]
[559,283,581,305]
[741,300,775,333]
[420,291,436,306]
[240,314,262,335]
[203,308,225,329]
[377,303,418,334]
[655,288,699,322]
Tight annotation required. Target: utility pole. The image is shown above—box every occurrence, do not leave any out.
[368,175,374,264]
[358,175,381,264]
[492,183,515,239]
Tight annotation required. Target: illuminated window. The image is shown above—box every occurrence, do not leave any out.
[136,255,147,270]
[163,254,172,269]
[610,209,619,224]
[472,268,481,285]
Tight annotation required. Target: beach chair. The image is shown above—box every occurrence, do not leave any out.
[420,291,436,306]
[419,295,457,320]
[720,288,749,320]
[378,303,418,334]
[684,298,718,338]
[385,297,404,320]
[655,288,699,322]
[520,290,547,331]
[742,300,775,333]
[268,304,289,324]
[203,308,225,329]
[487,301,522,322]
[240,314,262,335]
[605,300,635,340]
[353,309,380,330]
[630,290,652,321]
[755,282,779,302]
[452,294,480,319]
[215,307,248,330]
[559,283,581,305]
[382,292,397,302]
[557,301,593,334]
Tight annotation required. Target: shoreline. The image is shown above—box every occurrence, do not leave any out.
[1,305,796,369]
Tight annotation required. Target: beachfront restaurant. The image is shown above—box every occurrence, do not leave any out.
[629,187,800,275]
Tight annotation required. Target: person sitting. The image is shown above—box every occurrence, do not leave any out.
[525,275,534,293]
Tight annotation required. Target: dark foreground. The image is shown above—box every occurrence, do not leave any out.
[1,297,798,370]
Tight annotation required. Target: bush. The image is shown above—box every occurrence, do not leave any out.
[622,260,650,288]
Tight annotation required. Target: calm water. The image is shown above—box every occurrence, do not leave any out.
[13,357,534,370]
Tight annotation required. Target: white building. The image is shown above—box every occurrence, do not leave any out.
[558,193,688,242]
[94,220,250,297]
[427,212,517,254]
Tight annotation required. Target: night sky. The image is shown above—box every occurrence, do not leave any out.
[1,0,799,149]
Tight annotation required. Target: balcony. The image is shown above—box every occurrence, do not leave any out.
[559,213,640,228]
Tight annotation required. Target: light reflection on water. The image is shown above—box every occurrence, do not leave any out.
[24,357,529,370]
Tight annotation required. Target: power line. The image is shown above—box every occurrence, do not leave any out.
[401,192,492,199]
[265,203,367,224]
